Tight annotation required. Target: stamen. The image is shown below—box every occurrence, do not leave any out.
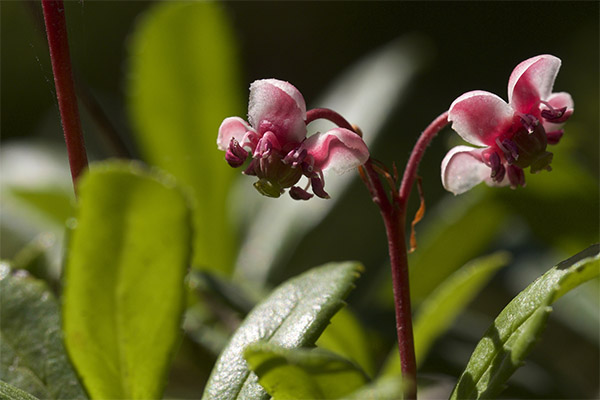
[311,175,330,199]
[289,186,313,200]
[507,165,526,189]
[225,138,249,168]
[516,112,539,133]
[498,138,519,163]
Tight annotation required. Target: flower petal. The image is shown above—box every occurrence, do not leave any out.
[248,79,307,146]
[441,145,493,195]
[448,90,514,147]
[217,117,253,151]
[301,128,369,174]
[508,55,561,113]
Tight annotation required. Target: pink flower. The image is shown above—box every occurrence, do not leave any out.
[441,55,573,195]
[217,79,369,200]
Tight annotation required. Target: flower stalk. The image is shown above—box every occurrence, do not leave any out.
[42,0,88,193]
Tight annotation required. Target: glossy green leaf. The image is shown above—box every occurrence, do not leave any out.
[0,265,87,399]
[382,252,510,377]
[0,381,40,400]
[244,342,369,399]
[202,261,363,400]
[63,162,192,399]
[450,244,600,399]
[316,308,375,377]
[128,1,242,275]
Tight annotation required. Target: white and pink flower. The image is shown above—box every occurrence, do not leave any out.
[217,79,369,200]
[441,55,573,195]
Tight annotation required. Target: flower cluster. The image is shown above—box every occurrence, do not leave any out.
[217,79,369,200]
[441,55,573,195]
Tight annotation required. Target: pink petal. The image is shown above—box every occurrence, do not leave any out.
[542,91,574,132]
[248,79,307,146]
[545,91,574,111]
[301,128,369,174]
[508,55,561,113]
[448,90,514,147]
[217,117,253,151]
[441,146,496,195]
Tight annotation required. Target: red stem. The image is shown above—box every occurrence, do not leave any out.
[398,111,449,210]
[42,0,88,193]
[307,107,450,399]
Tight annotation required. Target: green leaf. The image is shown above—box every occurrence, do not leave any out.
[63,161,192,399]
[202,261,363,400]
[0,265,87,399]
[9,188,73,226]
[340,375,405,400]
[316,308,375,378]
[244,342,369,400]
[0,381,41,400]
[127,1,242,275]
[381,252,510,377]
[450,244,600,399]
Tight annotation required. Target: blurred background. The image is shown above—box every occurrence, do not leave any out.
[2,1,598,398]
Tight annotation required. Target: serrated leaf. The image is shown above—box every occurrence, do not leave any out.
[127,1,242,275]
[382,252,510,377]
[202,261,363,400]
[244,342,369,400]
[63,161,192,399]
[450,244,600,399]
[0,381,41,400]
[0,266,87,399]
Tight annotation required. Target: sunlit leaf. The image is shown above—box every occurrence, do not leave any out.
[450,244,600,399]
[244,342,369,399]
[316,308,375,378]
[202,261,363,400]
[0,381,40,400]
[128,1,242,275]
[0,265,87,399]
[63,161,192,399]
[340,374,405,400]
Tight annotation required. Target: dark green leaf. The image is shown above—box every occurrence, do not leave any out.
[0,381,41,400]
[244,342,369,399]
[202,261,363,400]
[450,244,600,399]
[0,266,87,399]
[63,161,192,399]
[127,1,242,275]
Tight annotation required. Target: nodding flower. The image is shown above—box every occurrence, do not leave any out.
[441,54,573,195]
[217,79,369,200]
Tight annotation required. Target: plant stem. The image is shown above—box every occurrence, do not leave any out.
[307,107,450,400]
[398,111,449,209]
[42,0,88,193]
